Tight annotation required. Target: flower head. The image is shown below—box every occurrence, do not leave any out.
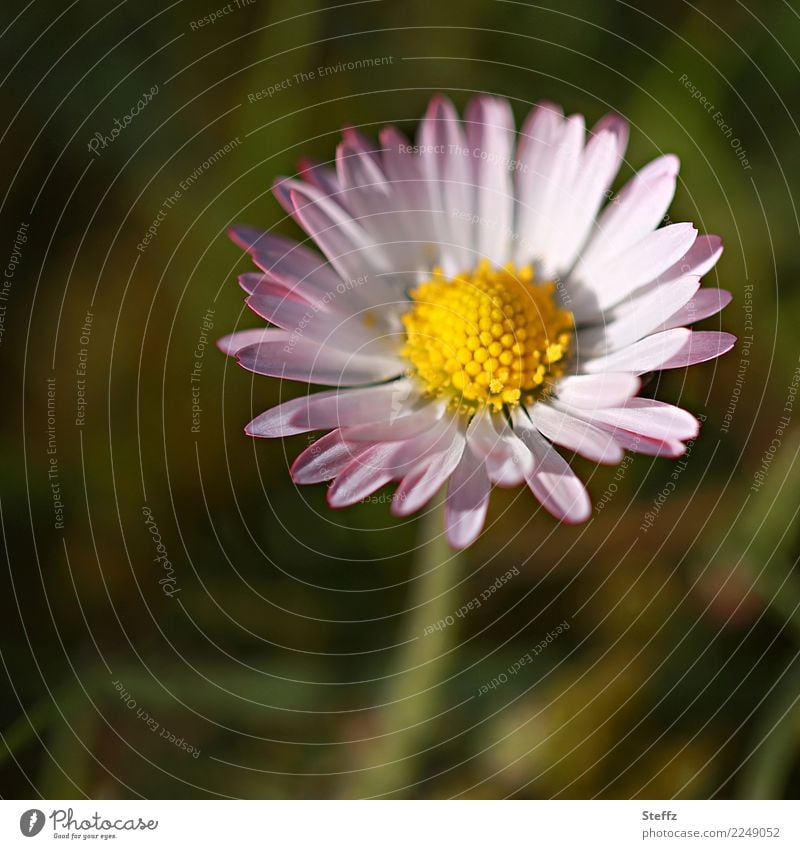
[219,95,735,548]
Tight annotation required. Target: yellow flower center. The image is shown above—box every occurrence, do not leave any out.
[401,261,574,414]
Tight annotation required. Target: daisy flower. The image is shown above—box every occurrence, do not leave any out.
[219,95,735,549]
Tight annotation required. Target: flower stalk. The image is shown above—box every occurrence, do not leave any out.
[345,491,464,798]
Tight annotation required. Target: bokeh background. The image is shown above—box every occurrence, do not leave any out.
[2,0,800,799]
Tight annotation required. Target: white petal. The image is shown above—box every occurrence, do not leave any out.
[571,223,698,316]
[245,291,401,357]
[578,276,701,354]
[465,96,515,266]
[533,114,586,276]
[484,425,533,486]
[564,397,700,442]
[417,95,473,273]
[591,112,629,174]
[547,125,625,274]
[467,410,533,487]
[575,154,679,273]
[379,126,439,277]
[586,329,735,374]
[281,180,400,298]
[445,446,490,549]
[514,101,564,265]
[554,373,641,409]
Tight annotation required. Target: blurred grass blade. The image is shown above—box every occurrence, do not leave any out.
[740,653,800,799]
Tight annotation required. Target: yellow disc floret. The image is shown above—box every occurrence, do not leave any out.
[401,261,574,414]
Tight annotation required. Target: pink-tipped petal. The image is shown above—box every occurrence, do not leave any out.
[290,430,370,484]
[657,330,737,369]
[244,290,400,357]
[245,381,416,438]
[327,424,456,509]
[513,415,592,524]
[591,112,629,173]
[391,430,466,517]
[600,427,687,458]
[218,328,275,356]
[335,139,418,272]
[238,273,312,302]
[657,234,723,284]
[582,328,692,375]
[229,226,343,298]
[297,158,346,206]
[662,288,733,329]
[531,404,624,465]
[284,181,397,291]
[327,443,401,507]
[342,125,383,166]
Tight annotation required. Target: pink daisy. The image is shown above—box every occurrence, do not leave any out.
[219,95,735,549]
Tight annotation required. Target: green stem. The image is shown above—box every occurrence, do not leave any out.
[345,491,465,798]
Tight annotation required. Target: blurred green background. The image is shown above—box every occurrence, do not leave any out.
[2,0,800,799]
